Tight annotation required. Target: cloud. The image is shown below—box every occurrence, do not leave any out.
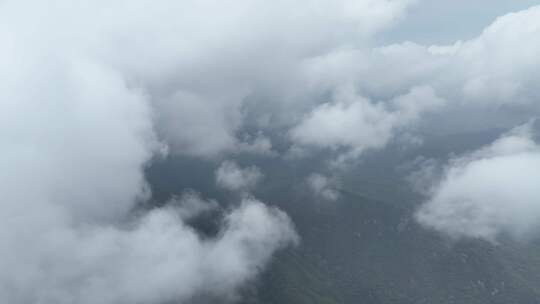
[1,196,297,304]
[216,161,264,192]
[167,190,219,220]
[1,0,400,302]
[415,121,540,242]
[236,133,276,156]
[86,0,412,158]
[405,157,444,196]
[290,85,444,160]
[4,0,539,302]
[307,173,340,201]
[455,5,540,106]
[0,44,296,304]
[299,5,540,138]
[0,0,414,158]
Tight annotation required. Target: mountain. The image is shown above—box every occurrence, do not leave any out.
[147,128,540,304]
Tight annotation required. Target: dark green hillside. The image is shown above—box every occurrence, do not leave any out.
[146,128,540,304]
[240,185,540,304]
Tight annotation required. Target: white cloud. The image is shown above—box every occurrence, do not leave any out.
[416,121,540,242]
[290,85,444,159]
[455,5,540,105]
[154,90,243,157]
[0,0,381,302]
[84,0,412,158]
[307,173,340,201]
[167,190,219,220]
[0,47,296,304]
[0,197,297,304]
[0,0,414,158]
[236,134,276,156]
[5,0,540,302]
[301,5,540,135]
[216,161,264,192]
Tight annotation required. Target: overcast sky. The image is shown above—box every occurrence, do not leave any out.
[380,0,540,44]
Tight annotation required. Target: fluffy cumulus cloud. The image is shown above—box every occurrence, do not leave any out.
[216,161,264,192]
[290,85,445,159]
[167,190,219,220]
[455,6,540,106]
[0,196,297,304]
[293,4,540,239]
[416,121,540,242]
[0,0,414,156]
[5,0,540,302]
[87,0,412,158]
[0,57,299,302]
[307,173,340,201]
[0,43,296,303]
[302,4,540,134]
[5,0,417,302]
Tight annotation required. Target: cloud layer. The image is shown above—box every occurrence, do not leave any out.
[0,0,418,302]
[290,85,444,159]
[301,4,540,136]
[216,161,264,193]
[416,122,540,241]
[2,0,393,302]
[307,173,340,201]
[1,196,297,304]
[3,0,540,302]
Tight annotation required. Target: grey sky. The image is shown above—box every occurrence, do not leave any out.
[379,0,540,44]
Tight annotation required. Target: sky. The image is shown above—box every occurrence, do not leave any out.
[380,0,540,44]
[1,1,540,303]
